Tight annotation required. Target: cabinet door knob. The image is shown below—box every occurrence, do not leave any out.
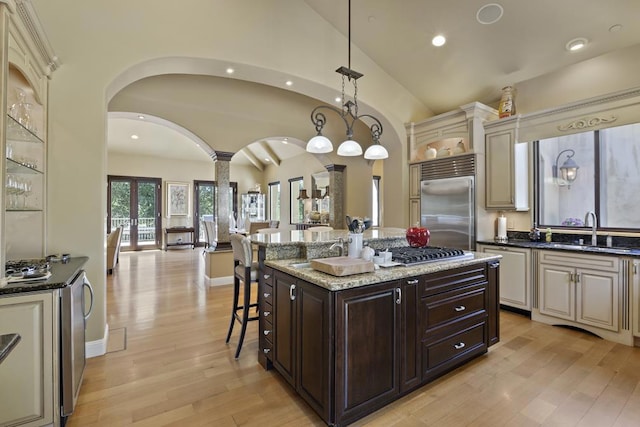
[454,342,466,350]
[407,279,419,285]
[263,348,271,354]
[263,292,271,298]
[263,274,271,279]
[454,305,466,312]
[263,311,271,317]
[263,330,272,336]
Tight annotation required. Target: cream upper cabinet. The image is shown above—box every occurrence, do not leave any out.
[632,260,640,339]
[484,117,528,211]
[0,291,58,427]
[409,198,420,228]
[533,250,630,345]
[477,244,531,311]
[1,2,56,265]
[409,164,420,199]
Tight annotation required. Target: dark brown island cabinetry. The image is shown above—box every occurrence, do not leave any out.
[262,260,499,427]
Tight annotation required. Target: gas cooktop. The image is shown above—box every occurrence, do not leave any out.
[5,259,51,282]
[391,246,474,266]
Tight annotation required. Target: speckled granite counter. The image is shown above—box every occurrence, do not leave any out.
[251,228,410,260]
[477,239,640,257]
[266,252,500,291]
[0,257,89,295]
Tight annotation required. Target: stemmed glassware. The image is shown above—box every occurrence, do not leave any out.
[5,175,32,209]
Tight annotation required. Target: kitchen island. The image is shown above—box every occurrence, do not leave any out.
[251,230,500,426]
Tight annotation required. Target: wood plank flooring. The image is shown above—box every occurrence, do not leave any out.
[68,249,640,426]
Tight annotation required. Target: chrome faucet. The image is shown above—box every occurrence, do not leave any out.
[584,211,598,246]
[330,237,345,256]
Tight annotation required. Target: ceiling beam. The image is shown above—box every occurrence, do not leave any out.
[260,141,281,166]
[240,147,264,171]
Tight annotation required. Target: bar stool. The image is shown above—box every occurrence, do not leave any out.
[226,234,259,358]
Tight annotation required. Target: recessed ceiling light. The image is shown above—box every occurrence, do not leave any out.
[137,115,145,120]
[476,3,504,25]
[566,37,588,51]
[265,158,270,162]
[226,67,235,74]
[282,138,288,144]
[131,134,139,140]
[432,35,446,47]
[335,96,342,103]
[285,80,293,86]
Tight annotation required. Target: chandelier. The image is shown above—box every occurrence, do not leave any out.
[306,0,388,160]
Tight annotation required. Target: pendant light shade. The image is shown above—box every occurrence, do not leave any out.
[337,139,363,156]
[306,134,333,153]
[364,143,389,160]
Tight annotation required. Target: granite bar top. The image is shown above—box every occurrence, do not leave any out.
[477,239,640,257]
[0,257,89,295]
[266,252,501,291]
[251,228,410,260]
[0,333,21,364]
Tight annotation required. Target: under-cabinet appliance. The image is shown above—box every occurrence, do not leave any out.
[391,246,474,266]
[420,176,475,251]
[61,269,93,421]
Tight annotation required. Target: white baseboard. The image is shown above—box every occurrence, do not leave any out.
[86,323,109,359]
[208,276,233,286]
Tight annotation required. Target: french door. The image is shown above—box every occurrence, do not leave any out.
[108,175,162,251]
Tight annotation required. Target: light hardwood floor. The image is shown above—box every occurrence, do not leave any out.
[68,249,640,427]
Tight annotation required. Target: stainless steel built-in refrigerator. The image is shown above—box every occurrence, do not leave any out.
[420,176,475,250]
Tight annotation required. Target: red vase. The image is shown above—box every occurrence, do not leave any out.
[406,226,430,247]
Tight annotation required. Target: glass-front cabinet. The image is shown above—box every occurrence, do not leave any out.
[1,3,53,267]
[241,192,265,222]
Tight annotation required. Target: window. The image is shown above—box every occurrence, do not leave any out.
[372,175,381,227]
[289,177,306,224]
[535,122,640,231]
[268,181,280,221]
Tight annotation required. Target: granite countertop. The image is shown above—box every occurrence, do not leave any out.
[0,257,89,295]
[477,239,640,257]
[266,252,501,291]
[0,333,21,364]
[250,228,408,247]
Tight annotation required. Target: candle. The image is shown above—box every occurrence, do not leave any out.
[497,215,507,238]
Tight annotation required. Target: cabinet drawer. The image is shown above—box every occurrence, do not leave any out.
[422,285,486,335]
[262,301,273,321]
[538,250,619,272]
[423,321,487,378]
[422,264,487,297]
[260,335,273,357]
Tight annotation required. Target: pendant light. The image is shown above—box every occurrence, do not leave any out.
[306,0,387,160]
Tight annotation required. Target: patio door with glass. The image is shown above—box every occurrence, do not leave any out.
[108,175,162,251]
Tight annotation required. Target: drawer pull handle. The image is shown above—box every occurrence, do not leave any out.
[263,348,271,354]
[289,284,296,301]
[407,279,419,285]
[264,274,271,279]
[263,330,272,336]
[263,292,271,298]
[454,305,466,312]
[395,288,402,305]
[263,311,271,317]
[454,342,466,350]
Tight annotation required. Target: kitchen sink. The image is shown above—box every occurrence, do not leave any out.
[545,243,633,254]
[547,243,585,250]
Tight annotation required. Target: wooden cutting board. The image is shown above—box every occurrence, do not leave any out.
[310,256,375,276]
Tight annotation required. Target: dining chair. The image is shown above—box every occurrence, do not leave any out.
[202,219,217,254]
[257,227,281,234]
[309,226,333,232]
[226,234,259,358]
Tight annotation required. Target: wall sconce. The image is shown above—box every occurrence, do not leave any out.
[553,149,580,188]
[297,189,309,200]
[312,189,323,199]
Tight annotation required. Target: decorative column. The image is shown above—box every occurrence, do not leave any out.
[326,164,346,229]
[213,151,234,250]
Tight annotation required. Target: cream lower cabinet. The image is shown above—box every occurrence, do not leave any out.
[533,250,632,345]
[477,244,531,311]
[632,260,640,339]
[0,291,59,427]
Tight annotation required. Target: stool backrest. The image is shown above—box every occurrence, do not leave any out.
[230,233,252,266]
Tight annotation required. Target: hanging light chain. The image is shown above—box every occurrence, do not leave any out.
[353,78,358,116]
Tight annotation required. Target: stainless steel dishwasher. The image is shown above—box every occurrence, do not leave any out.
[61,270,93,420]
